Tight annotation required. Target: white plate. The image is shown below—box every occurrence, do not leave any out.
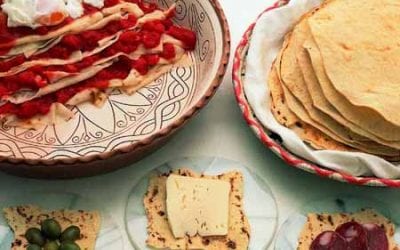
[124,156,278,250]
[275,195,400,249]
[0,192,124,250]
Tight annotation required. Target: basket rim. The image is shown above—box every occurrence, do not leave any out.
[231,0,400,188]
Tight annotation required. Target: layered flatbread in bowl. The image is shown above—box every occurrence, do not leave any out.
[0,0,229,175]
[0,0,196,129]
[240,0,400,181]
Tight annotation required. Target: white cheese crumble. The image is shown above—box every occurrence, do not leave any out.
[1,0,105,28]
[83,0,104,9]
[66,0,84,18]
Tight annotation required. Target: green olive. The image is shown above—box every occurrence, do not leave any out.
[61,225,81,242]
[44,241,59,250]
[25,228,45,246]
[27,244,41,250]
[59,242,81,250]
[41,218,62,239]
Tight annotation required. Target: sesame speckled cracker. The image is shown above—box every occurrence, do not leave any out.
[297,209,398,250]
[3,205,101,250]
[144,168,250,250]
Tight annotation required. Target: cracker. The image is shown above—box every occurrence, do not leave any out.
[3,205,101,250]
[297,209,398,250]
[144,169,250,250]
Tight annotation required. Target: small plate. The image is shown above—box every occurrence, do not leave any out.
[124,156,278,250]
[275,195,400,249]
[0,192,124,250]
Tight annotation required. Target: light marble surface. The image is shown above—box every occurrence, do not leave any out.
[0,0,399,249]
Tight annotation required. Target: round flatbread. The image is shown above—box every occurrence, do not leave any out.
[308,0,400,127]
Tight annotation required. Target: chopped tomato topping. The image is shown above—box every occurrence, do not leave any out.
[80,30,107,51]
[162,19,173,29]
[71,55,101,70]
[120,14,137,29]
[2,70,47,90]
[142,31,161,49]
[18,71,46,88]
[0,95,55,119]
[0,103,17,116]
[104,0,120,7]
[132,57,148,75]
[119,30,141,45]
[0,85,8,96]
[0,13,16,53]
[55,88,75,104]
[161,43,176,60]
[60,34,81,51]
[16,97,53,119]
[0,55,25,72]
[63,64,79,73]
[138,2,158,13]
[167,26,197,50]
[102,30,140,56]
[43,46,70,59]
[143,54,160,66]
[142,20,165,34]
[82,3,100,15]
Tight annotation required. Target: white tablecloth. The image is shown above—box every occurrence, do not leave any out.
[0,1,399,249]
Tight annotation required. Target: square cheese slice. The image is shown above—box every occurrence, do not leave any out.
[166,174,230,238]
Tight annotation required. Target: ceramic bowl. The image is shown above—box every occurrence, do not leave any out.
[232,0,400,187]
[0,0,230,178]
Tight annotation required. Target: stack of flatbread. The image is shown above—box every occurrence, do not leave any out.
[269,0,400,161]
